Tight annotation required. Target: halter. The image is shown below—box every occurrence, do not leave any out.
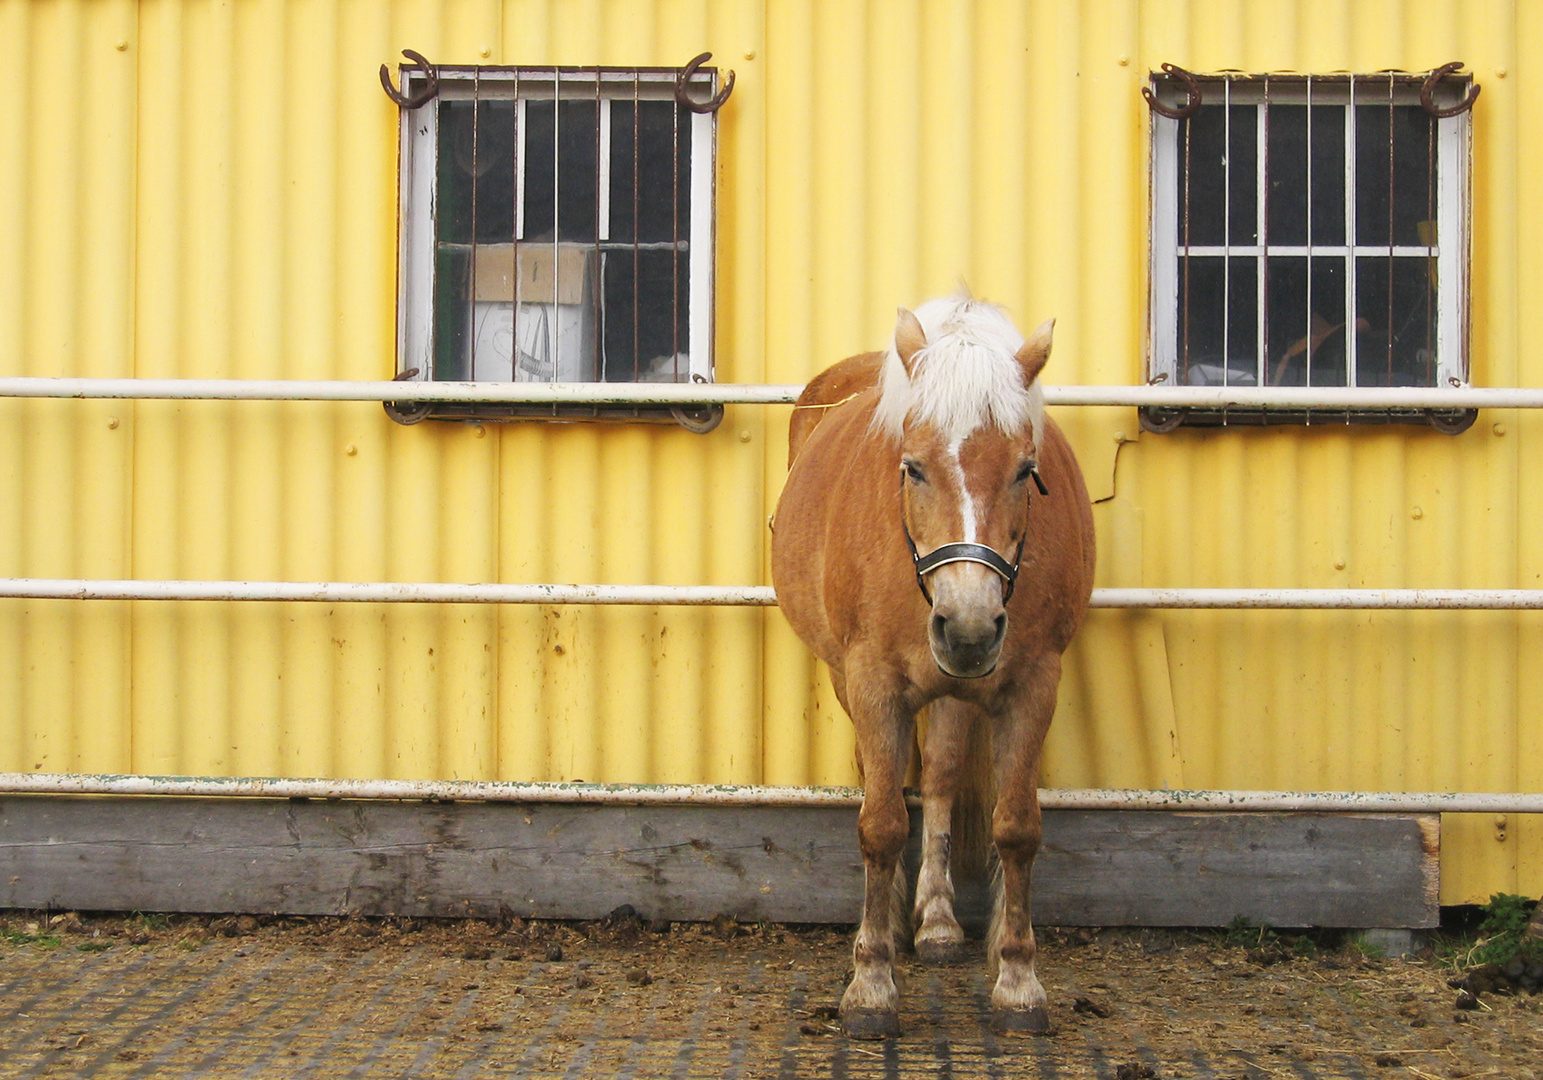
[900,464,1049,606]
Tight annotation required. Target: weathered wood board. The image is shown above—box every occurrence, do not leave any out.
[0,796,1439,927]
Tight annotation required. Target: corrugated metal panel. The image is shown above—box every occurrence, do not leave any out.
[0,0,1537,905]
[757,0,1537,905]
[0,0,138,776]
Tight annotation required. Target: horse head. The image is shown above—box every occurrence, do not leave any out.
[886,304,1054,679]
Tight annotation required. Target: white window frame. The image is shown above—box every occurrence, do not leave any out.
[393,65,718,417]
[1147,71,1473,422]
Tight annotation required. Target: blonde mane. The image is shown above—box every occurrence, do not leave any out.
[871,297,1046,447]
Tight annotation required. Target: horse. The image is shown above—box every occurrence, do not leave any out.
[771,296,1095,1039]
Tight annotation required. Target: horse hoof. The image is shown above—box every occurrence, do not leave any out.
[915,939,969,965]
[991,1005,1051,1037]
[841,1008,901,1040]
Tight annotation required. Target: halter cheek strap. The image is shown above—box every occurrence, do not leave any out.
[900,465,1047,606]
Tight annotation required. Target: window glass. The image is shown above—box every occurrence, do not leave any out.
[1354,256,1438,387]
[437,100,520,245]
[608,99,692,243]
[418,88,699,386]
[520,100,600,244]
[601,99,693,381]
[1264,105,1347,246]
[1354,103,1436,248]
[1176,104,1258,247]
[1162,77,1457,400]
[1265,256,1348,387]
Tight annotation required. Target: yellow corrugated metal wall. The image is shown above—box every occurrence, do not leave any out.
[1,0,1538,904]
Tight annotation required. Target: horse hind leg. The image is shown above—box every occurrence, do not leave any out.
[912,696,983,964]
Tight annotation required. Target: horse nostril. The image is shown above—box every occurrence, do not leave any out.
[931,612,949,643]
[993,613,1007,641]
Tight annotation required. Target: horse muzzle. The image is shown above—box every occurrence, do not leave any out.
[926,569,1009,679]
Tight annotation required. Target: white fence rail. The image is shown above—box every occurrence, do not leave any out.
[6,579,1543,610]
[3,375,1543,409]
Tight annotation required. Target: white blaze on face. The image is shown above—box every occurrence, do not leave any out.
[947,434,978,544]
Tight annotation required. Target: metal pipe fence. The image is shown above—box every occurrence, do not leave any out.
[4,377,1541,813]
[6,579,1543,609]
[4,375,1543,409]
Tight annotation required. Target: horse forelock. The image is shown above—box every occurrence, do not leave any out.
[872,297,1046,448]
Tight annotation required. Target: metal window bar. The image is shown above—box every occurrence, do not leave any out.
[427,98,441,380]
[469,69,481,381]
[594,69,603,382]
[1346,76,1358,386]
[1222,76,1231,387]
[552,67,561,386]
[1259,75,1270,387]
[511,69,521,390]
[672,84,682,380]
[1180,105,1191,384]
[1387,72,1396,386]
[1426,89,1437,384]
[1305,75,1312,388]
[633,73,642,381]
[515,97,526,240]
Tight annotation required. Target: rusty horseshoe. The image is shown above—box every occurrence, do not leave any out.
[675,52,735,114]
[380,49,439,110]
[1143,62,1203,121]
[1420,61,1480,119]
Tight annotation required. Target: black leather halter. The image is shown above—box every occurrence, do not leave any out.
[901,464,1048,606]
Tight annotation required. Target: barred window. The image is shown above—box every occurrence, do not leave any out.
[390,63,722,426]
[1145,68,1475,430]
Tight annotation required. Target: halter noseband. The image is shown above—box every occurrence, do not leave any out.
[900,464,1048,606]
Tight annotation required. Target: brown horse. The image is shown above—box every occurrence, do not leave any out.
[771,297,1095,1039]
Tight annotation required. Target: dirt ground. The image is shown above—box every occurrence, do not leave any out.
[0,910,1539,1080]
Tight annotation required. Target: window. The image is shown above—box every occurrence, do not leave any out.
[1144,68,1476,431]
[389,63,722,427]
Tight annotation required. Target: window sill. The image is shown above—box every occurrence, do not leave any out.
[1138,405,1477,435]
[383,398,724,432]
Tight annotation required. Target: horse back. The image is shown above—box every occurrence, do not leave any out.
[787,351,886,467]
[772,384,901,672]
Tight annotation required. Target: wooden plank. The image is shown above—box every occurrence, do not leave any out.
[0,797,1438,928]
[939,811,1441,931]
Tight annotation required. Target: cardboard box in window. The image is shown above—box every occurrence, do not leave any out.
[466,244,597,382]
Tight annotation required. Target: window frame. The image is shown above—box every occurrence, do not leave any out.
[1145,70,1475,430]
[391,64,720,426]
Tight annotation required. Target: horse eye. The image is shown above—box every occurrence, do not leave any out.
[902,460,926,484]
[1015,461,1038,484]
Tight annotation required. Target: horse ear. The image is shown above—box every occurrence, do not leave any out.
[1015,318,1055,385]
[894,308,928,376]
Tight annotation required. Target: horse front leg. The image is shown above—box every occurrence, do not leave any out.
[988,658,1060,1035]
[913,697,975,963]
[841,683,915,1040]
